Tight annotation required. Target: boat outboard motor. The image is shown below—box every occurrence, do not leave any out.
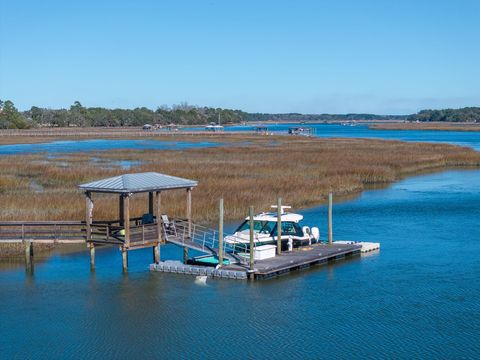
[288,236,293,251]
[311,227,320,243]
[302,226,311,244]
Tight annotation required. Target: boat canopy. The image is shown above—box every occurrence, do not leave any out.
[246,211,303,223]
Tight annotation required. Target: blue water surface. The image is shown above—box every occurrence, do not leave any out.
[1,126,480,359]
[222,123,480,150]
[0,139,223,155]
[1,169,479,359]
[1,124,479,155]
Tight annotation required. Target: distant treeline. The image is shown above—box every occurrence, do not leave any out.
[407,107,480,123]
[0,100,247,128]
[246,113,407,122]
[0,99,479,129]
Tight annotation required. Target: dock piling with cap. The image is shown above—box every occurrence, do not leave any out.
[328,192,333,244]
[218,198,224,267]
[249,206,255,279]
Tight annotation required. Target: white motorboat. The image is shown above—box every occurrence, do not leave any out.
[224,205,320,251]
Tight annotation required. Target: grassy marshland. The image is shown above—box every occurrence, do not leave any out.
[370,122,480,132]
[0,136,479,227]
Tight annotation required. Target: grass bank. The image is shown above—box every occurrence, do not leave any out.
[369,122,480,132]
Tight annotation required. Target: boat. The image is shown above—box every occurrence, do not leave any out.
[205,122,224,132]
[288,127,314,136]
[224,205,320,251]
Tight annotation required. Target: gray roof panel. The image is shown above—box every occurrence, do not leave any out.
[79,172,197,193]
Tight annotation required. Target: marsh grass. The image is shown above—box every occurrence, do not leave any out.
[0,136,479,227]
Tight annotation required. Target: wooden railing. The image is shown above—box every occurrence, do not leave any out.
[0,221,86,243]
[128,223,159,247]
[0,219,160,247]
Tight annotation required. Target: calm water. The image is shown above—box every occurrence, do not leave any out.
[221,123,480,150]
[0,139,224,155]
[1,169,479,359]
[1,124,479,155]
[1,127,480,358]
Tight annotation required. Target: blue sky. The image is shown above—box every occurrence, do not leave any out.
[1,0,479,114]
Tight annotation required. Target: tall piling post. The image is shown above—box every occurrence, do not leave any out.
[218,198,224,267]
[85,191,93,242]
[153,191,162,264]
[184,187,192,264]
[89,245,95,271]
[328,192,333,244]
[25,241,33,275]
[122,249,128,272]
[249,206,255,279]
[277,197,282,254]
[122,194,131,272]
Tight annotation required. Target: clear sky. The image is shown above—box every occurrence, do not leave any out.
[1,0,479,114]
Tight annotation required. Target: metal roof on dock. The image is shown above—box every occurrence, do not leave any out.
[79,172,197,193]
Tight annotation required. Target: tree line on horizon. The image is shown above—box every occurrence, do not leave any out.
[0,99,479,129]
[406,107,480,123]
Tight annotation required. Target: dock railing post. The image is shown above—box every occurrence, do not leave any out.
[218,198,224,267]
[328,192,333,244]
[277,197,282,254]
[249,206,255,279]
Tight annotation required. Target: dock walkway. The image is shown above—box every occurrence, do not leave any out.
[150,243,361,279]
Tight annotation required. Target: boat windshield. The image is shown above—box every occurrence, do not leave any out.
[235,220,276,234]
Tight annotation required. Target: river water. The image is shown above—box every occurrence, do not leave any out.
[1,124,479,155]
[1,128,479,359]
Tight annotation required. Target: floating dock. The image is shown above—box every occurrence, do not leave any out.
[150,243,362,280]
[334,241,380,253]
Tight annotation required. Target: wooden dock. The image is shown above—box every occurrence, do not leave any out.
[0,172,374,279]
[251,243,360,279]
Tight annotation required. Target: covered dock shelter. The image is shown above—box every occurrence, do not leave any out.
[79,172,197,271]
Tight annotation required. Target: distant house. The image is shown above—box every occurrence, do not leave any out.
[143,124,153,131]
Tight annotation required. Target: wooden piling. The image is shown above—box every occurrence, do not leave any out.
[119,195,125,227]
[25,241,33,274]
[148,192,154,215]
[155,191,162,243]
[184,188,192,264]
[218,198,224,267]
[85,191,93,242]
[154,191,162,263]
[277,197,282,254]
[122,249,128,272]
[89,244,95,270]
[249,206,255,279]
[124,194,130,248]
[153,244,160,264]
[328,192,333,244]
